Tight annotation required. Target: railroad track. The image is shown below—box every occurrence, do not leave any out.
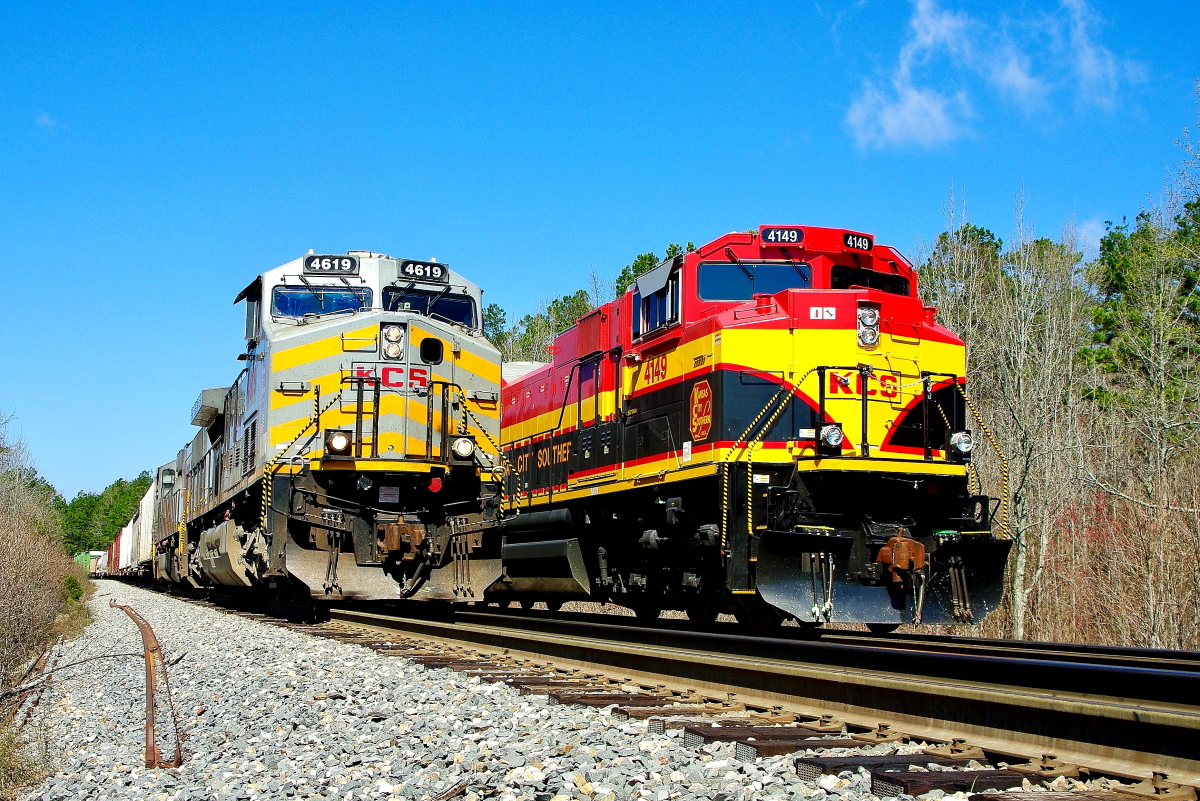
[148,584,1200,796]
[399,604,1200,674]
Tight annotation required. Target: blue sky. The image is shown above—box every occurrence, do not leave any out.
[2,0,1197,498]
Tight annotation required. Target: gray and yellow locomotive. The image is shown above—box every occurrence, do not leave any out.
[152,251,506,600]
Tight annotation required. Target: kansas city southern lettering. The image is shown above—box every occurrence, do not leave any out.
[536,441,572,469]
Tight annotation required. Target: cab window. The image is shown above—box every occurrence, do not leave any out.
[271,286,372,317]
[633,272,679,339]
[383,288,476,327]
[830,265,910,296]
[697,261,811,300]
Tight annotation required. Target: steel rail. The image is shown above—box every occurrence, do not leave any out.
[425,605,1200,672]
[109,600,182,768]
[328,604,1200,787]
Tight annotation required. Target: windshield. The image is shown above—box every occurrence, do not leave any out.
[271,286,372,316]
[830,266,910,296]
[383,288,476,327]
[697,261,811,300]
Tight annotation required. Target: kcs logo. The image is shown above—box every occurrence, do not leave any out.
[690,380,713,441]
[353,365,429,389]
[828,371,898,398]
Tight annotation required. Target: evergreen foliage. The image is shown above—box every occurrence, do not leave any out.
[486,242,692,362]
[59,472,152,554]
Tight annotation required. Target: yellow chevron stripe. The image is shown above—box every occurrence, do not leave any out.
[311,456,445,473]
[269,367,345,410]
[270,373,501,425]
[272,324,380,372]
[410,323,503,386]
[270,406,497,459]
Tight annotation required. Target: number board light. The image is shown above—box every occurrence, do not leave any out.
[761,227,804,245]
[843,232,874,252]
[399,259,449,284]
[304,255,360,275]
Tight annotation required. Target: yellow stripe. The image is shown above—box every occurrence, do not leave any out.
[410,323,502,384]
[272,324,380,372]
[271,411,497,459]
[269,367,346,410]
[312,458,445,473]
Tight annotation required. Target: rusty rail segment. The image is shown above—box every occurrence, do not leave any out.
[328,605,1200,789]
[109,600,182,768]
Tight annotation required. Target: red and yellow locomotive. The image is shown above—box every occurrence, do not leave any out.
[498,226,1011,630]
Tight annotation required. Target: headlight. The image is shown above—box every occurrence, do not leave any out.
[326,430,352,455]
[820,424,844,448]
[949,431,974,454]
[383,325,403,343]
[857,305,880,348]
[451,437,475,459]
[383,342,403,359]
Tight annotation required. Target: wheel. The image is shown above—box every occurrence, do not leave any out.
[520,599,536,610]
[545,600,563,612]
[634,605,661,621]
[734,597,783,633]
[866,623,900,635]
[685,597,719,625]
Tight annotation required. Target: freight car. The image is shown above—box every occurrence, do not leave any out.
[496,226,1012,630]
[150,251,505,601]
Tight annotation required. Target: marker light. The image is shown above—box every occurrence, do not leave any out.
[427,476,444,493]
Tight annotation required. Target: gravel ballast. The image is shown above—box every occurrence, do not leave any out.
[21,581,1108,801]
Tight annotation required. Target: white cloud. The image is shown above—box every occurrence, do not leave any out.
[989,51,1049,107]
[847,82,969,149]
[1056,0,1132,108]
[36,113,65,133]
[898,0,972,76]
[845,0,1140,150]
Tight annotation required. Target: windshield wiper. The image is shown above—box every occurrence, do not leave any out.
[338,276,370,307]
[297,276,326,310]
[428,310,475,330]
[725,247,754,281]
[785,259,811,285]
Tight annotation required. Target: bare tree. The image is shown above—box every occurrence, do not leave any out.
[0,414,75,685]
[920,194,1091,640]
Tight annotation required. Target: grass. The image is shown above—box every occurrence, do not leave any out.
[0,574,94,800]
[52,577,94,642]
[0,722,47,801]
